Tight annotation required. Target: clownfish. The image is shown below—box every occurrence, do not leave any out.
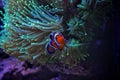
[46,32,66,54]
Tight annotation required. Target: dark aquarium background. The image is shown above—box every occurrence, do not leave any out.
[0,0,119,80]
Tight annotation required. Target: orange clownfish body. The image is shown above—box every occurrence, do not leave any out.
[46,32,66,54]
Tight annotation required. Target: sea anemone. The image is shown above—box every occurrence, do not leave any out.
[0,0,109,68]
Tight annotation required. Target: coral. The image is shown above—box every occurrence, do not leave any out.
[0,0,111,68]
[0,49,88,80]
[0,56,60,80]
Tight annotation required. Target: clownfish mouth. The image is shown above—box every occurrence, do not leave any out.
[46,32,66,54]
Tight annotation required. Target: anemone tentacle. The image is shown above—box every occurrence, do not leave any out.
[0,0,109,67]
